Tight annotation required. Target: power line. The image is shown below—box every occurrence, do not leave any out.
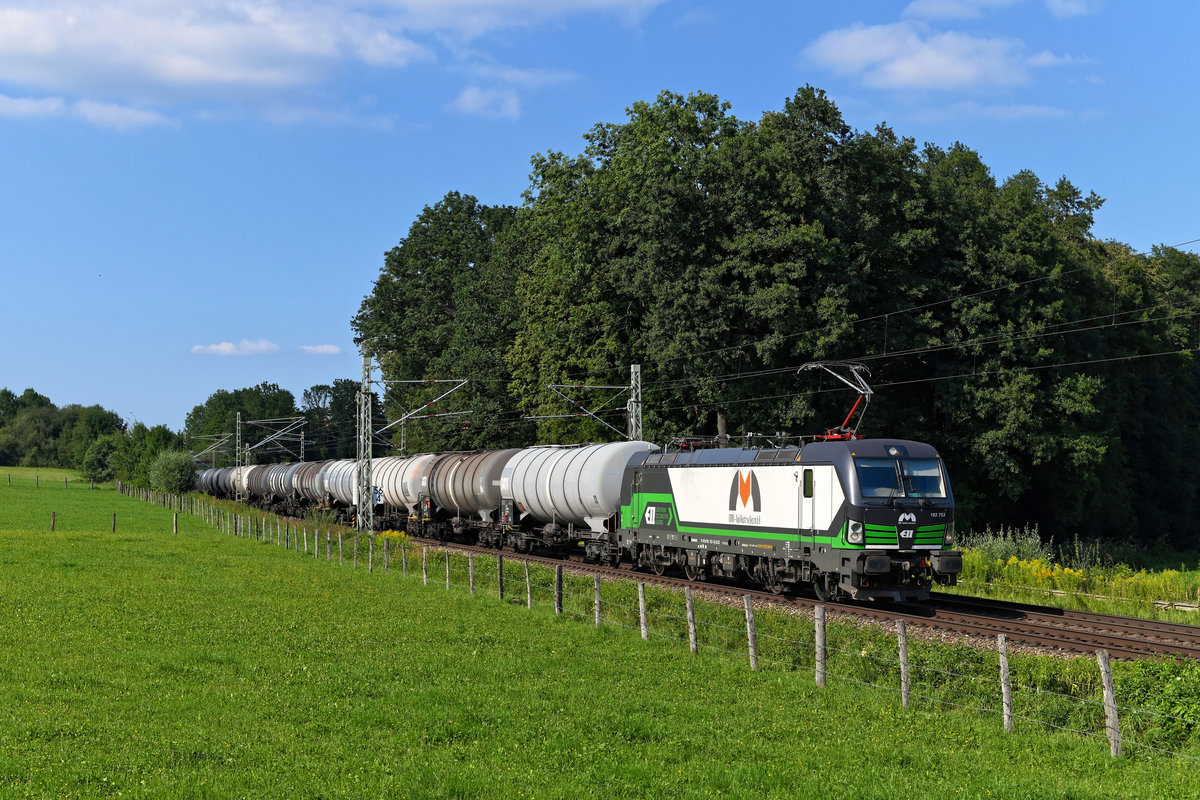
[648,345,1198,415]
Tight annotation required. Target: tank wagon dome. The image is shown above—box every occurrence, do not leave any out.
[501,441,657,533]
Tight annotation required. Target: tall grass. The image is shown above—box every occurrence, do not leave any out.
[954,525,1200,616]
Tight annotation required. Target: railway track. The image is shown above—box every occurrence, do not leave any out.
[411,535,1200,661]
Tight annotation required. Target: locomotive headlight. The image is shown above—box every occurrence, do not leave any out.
[847,520,864,544]
[944,522,955,547]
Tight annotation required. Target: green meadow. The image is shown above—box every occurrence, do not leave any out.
[1,469,1197,799]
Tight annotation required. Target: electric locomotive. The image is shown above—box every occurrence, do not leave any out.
[614,437,961,601]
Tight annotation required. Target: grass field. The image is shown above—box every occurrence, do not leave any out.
[1,469,1198,798]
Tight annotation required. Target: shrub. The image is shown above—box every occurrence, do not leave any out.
[81,433,122,483]
[147,449,198,494]
[958,525,1050,562]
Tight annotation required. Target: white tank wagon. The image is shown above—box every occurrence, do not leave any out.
[264,462,305,500]
[500,441,656,536]
[293,461,331,502]
[246,464,274,498]
[232,464,269,498]
[324,459,359,507]
[373,454,422,513]
[212,467,235,497]
[441,448,521,521]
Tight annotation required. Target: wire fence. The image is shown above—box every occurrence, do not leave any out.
[125,485,1200,763]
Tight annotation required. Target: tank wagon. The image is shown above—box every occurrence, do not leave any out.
[195,436,961,601]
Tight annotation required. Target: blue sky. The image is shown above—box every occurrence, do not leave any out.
[1,0,1196,431]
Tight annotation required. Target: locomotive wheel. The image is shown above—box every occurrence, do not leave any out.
[651,557,666,576]
[764,574,786,595]
[684,562,705,581]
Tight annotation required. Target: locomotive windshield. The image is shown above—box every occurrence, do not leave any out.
[854,457,948,499]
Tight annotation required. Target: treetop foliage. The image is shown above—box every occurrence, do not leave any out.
[354,86,1200,548]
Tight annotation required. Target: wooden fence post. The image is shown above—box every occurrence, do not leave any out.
[111,513,116,533]
[898,620,910,708]
[327,530,331,562]
[422,547,428,586]
[638,582,648,641]
[1097,649,1122,757]
[384,537,389,574]
[815,605,827,688]
[686,587,697,655]
[173,513,178,535]
[497,554,504,600]
[401,541,406,576]
[744,595,758,671]
[594,575,602,629]
[353,536,358,569]
[338,532,343,565]
[526,561,532,609]
[445,550,450,590]
[51,511,55,531]
[998,634,1014,733]
[554,564,563,614]
[469,553,476,596]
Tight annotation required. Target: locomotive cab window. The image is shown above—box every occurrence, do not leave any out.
[855,457,947,499]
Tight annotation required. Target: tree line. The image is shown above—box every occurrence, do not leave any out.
[0,379,381,492]
[353,86,1200,549]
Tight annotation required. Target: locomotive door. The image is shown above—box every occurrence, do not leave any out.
[799,468,815,539]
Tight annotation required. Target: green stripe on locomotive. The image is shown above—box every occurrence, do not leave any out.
[622,492,808,543]
[625,488,859,547]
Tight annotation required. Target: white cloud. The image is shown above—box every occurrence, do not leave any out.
[0,1,664,129]
[465,63,577,90]
[299,344,342,355]
[0,92,174,129]
[447,85,520,120]
[74,99,174,130]
[393,0,664,38]
[806,23,1029,90]
[0,93,64,118]
[0,1,658,111]
[260,104,395,129]
[1027,50,1090,67]
[950,101,1069,120]
[903,0,1020,19]
[1044,0,1100,18]
[0,3,428,101]
[905,0,1100,18]
[190,338,281,356]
